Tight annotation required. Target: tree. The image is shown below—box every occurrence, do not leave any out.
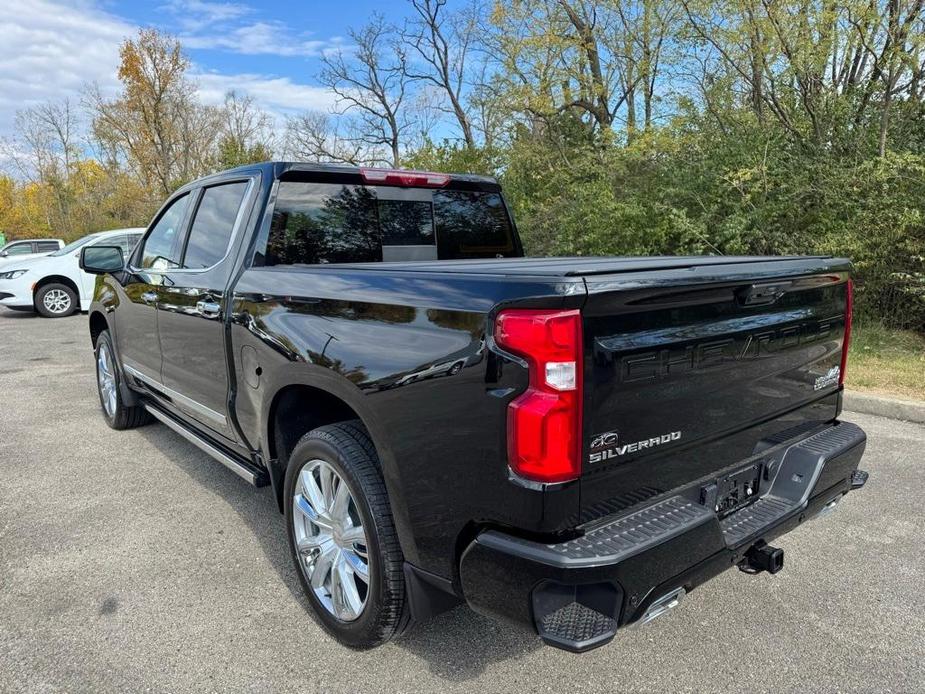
[217,91,275,168]
[4,99,82,235]
[680,0,925,153]
[286,111,370,164]
[403,0,478,147]
[485,0,646,136]
[317,17,414,166]
[88,28,219,196]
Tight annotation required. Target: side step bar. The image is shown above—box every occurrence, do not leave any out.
[144,404,268,487]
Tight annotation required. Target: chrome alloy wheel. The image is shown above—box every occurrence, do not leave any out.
[97,342,117,417]
[43,288,71,314]
[292,459,370,621]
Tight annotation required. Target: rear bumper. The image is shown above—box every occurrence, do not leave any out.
[459,420,867,652]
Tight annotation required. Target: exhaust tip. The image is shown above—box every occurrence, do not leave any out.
[639,587,686,626]
[817,494,843,519]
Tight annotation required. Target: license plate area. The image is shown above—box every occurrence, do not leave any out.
[701,464,762,518]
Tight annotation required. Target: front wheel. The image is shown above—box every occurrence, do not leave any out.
[284,421,407,648]
[34,283,78,317]
[95,330,151,430]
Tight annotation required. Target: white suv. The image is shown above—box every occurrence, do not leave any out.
[0,228,143,317]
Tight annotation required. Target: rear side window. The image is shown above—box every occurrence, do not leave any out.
[261,181,516,267]
[36,241,61,252]
[182,182,248,269]
[140,193,190,269]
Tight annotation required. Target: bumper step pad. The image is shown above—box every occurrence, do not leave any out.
[721,422,867,546]
[545,496,713,564]
[721,496,793,546]
[479,495,713,569]
[537,602,618,653]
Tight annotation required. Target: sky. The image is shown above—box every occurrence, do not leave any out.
[0,0,418,140]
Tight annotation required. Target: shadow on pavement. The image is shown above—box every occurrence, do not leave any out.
[0,308,39,319]
[134,421,540,681]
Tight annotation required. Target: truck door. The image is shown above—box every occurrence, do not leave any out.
[156,179,253,442]
[117,193,192,384]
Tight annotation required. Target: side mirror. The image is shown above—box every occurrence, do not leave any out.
[0,251,8,257]
[80,245,125,275]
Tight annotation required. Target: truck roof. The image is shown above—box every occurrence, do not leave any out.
[213,161,500,188]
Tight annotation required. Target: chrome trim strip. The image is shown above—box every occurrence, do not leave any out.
[124,364,228,427]
[143,404,258,485]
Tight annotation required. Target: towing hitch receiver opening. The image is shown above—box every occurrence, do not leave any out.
[740,540,784,575]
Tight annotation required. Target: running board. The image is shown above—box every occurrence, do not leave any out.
[144,404,268,487]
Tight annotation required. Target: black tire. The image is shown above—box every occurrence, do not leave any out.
[34,282,78,318]
[284,421,408,648]
[94,330,151,430]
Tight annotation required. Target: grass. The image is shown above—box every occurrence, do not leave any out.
[846,322,925,400]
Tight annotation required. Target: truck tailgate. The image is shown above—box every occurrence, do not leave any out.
[579,258,851,522]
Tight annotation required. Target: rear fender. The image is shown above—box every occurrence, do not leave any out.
[258,365,420,564]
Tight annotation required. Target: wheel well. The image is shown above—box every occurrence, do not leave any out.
[267,384,369,508]
[89,311,108,347]
[34,275,79,299]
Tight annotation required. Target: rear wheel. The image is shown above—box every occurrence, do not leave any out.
[94,330,150,430]
[284,421,407,648]
[34,283,78,318]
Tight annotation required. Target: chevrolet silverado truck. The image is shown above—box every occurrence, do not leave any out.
[81,162,868,653]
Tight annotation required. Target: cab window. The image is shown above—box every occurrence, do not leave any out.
[139,194,190,270]
[181,182,248,269]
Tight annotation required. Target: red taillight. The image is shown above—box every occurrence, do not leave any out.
[359,167,450,188]
[839,279,853,386]
[495,309,583,484]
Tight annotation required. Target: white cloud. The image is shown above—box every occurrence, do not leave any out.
[158,0,346,58]
[0,0,131,134]
[194,71,338,115]
[162,0,252,31]
[0,0,341,157]
[183,20,344,57]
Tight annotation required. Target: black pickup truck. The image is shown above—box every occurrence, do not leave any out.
[81,162,868,653]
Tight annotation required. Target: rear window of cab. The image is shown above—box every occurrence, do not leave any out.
[257,181,516,266]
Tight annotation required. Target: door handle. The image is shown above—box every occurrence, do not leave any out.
[196,300,221,318]
[141,291,157,305]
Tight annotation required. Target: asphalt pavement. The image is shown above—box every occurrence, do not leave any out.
[1,310,923,693]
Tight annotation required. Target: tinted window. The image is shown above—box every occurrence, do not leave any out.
[5,243,33,256]
[433,191,515,259]
[140,194,190,269]
[36,241,61,252]
[266,183,380,266]
[182,182,248,269]
[378,199,433,246]
[262,182,516,266]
